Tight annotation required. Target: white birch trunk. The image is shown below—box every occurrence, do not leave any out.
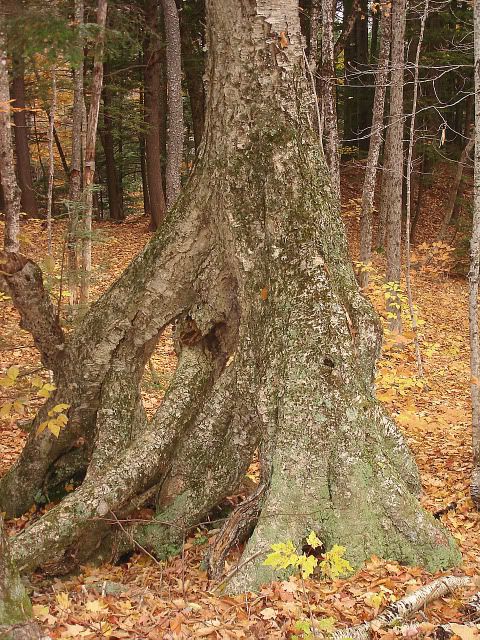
[469,0,480,509]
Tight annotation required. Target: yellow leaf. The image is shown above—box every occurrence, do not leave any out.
[86,599,108,613]
[48,422,61,438]
[0,403,12,418]
[306,530,322,549]
[6,366,20,381]
[55,591,71,610]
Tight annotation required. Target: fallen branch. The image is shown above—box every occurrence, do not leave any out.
[331,576,475,640]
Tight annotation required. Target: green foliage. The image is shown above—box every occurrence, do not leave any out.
[263,533,353,581]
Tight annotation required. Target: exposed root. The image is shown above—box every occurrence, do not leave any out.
[331,576,475,640]
[10,345,214,572]
[206,481,267,581]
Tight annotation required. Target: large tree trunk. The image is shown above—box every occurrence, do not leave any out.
[11,52,38,217]
[0,0,459,592]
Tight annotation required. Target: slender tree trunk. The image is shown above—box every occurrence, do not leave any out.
[321,0,340,200]
[46,68,56,256]
[380,0,406,332]
[0,18,21,253]
[144,0,167,229]
[0,0,459,593]
[358,0,391,288]
[0,515,40,639]
[79,0,108,305]
[404,0,429,378]
[67,0,85,308]
[469,0,480,510]
[11,52,38,217]
[162,0,184,208]
[102,69,124,221]
[410,148,426,245]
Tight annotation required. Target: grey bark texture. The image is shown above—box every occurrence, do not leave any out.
[358,0,391,288]
[162,0,184,208]
[380,0,406,332]
[67,0,85,307]
[79,0,108,304]
[321,0,341,200]
[0,515,41,639]
[0,0,459,593]
[0,15,21,253]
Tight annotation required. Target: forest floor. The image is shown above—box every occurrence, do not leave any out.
[0,163,479,639]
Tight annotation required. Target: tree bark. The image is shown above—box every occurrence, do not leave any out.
[0,515,41,639]
[321,0,341,200]
[0,0,459,593]
[67,0,85,308]
[469,0,480,509]
[143,0,167,229]
[11,51,38,217]
[162,0,184,208]
[46,68,56,255]
[79,0,108,304]
[0,15,21,253]
[358,0,391,287]
[380,0,406,332]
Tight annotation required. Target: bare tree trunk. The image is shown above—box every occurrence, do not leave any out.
[0,18,21,253]
[67,0,85,308]
[380,0,406,332]
[469,0,480,510]
[46,68,56,256]
[79,0,108,305]
[358,0,391,288]
[11,51,38,217]
[144,0,167,229]
[162,0,184,208]
[404,0,429,378]
[321,0,340,200]
[438,134,474,241]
